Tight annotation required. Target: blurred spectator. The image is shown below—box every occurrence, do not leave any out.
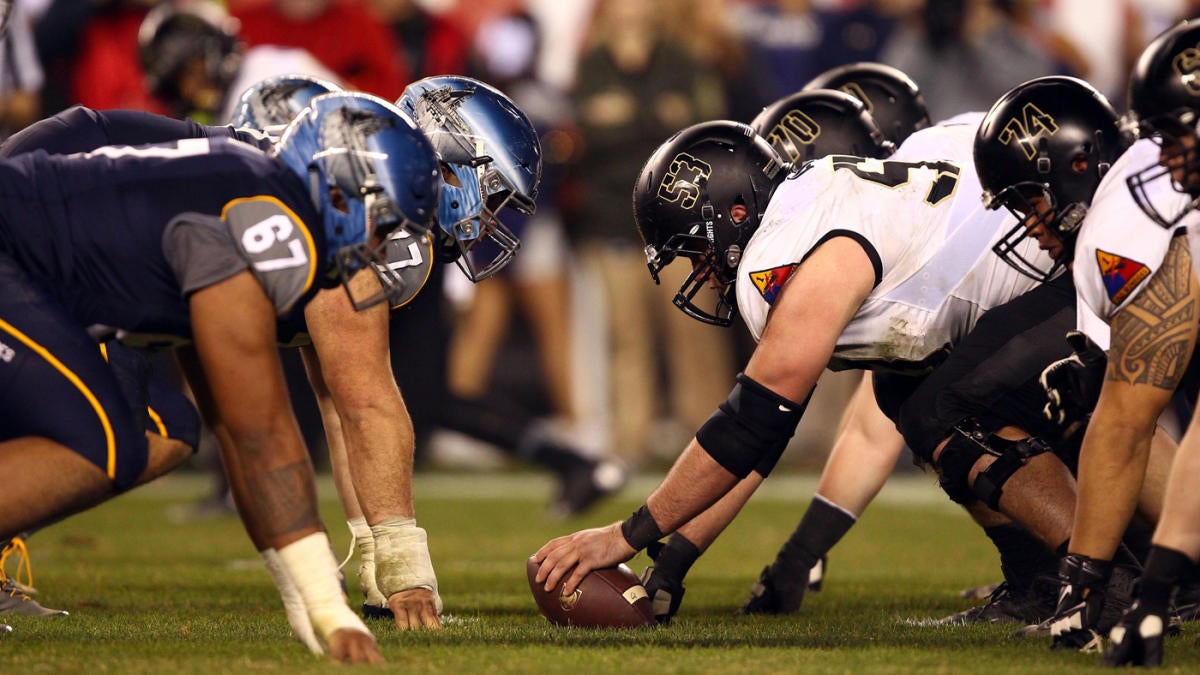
[0,0,42,136]
[664,0,771,123]
[1043,0,1145,103]
[880,0,1059,121]
[447,9,580,432]
[65,0,165,114]
[230,0,408,99]
[366,0,468,78]
[566,0,736,467]
[730,0,897,104]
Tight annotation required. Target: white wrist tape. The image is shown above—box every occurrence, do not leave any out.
[347,518,388,608]
[370,517,441,613]
[261,548,323,655]
[276,532,372,642]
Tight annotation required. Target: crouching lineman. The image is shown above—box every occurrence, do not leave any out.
[1096,19,1200,666]
[532,103,1072,602]
[0,92,441,662]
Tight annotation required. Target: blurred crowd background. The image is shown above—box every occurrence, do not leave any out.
[5,0,1198,484]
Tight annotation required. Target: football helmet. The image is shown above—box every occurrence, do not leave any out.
[1126,19,1200,228]
[137,1,243,115]
[803,62,931,146]
[275,93,441,310]
[397,75,542,281]
[975,76,1127,282]
[750,89,892,166]
[633,120,787,327]
[229,74,343,141]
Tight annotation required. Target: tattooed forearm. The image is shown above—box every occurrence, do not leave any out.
[1108,235,1200,390]
[247,460,323,539]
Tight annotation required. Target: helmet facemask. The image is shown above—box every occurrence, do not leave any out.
[438,159,523,281]
[1125,110,1200,228]
[645,197,746,328]
[986,181,1084,283]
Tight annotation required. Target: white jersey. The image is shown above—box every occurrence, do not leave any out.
[735,116,1043,374]
[1072,139,1197,349]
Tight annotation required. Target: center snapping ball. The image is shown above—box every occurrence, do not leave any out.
[526,557,656,628]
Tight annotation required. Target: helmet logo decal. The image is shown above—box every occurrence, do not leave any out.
[998,103,1059,160]
[839,83,872,113]
[658,152,712,210]
[1172,44,1200,95]
[764,111,821,163]
[1096,249,1150,305]
[749,263,799,305]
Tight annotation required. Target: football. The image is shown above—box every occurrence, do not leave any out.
[526,557,656,628]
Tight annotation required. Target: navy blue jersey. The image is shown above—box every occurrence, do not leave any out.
[0,106,273,157]
[0,137,326,342]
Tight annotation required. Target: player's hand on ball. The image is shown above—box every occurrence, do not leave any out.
[326,627,385,664]
[533,522,636,596]
[388,588,442,630]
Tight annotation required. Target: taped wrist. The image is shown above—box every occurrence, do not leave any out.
[695,373,806,479]
[370,517,442,613]
[620,505,665,552]
[276,532,372,642]
[261,548,324,655]
[347,518,387,608]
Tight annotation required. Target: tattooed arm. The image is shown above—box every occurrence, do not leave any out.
[185,270,323,549]
[1069,234,1200,560]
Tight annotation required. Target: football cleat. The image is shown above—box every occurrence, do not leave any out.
[1104,599,1166,667]
[738,564,810,615]
[548,459,627,519]
[0,538,67,617]
[938,581,1056,626]
[808,556,826,592]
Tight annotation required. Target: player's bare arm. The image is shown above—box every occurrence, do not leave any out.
[535,237,875,595]
[304,274,442,630]
[189,271,322,547]
[1071,234,1200,559]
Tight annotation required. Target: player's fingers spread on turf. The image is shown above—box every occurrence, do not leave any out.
[328,629,384,664]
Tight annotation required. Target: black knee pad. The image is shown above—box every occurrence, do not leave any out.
[935,420,1051,509]
[934,424,988,505]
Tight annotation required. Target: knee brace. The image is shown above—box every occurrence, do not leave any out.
[935,420,1052,510]
[695,373,809,479]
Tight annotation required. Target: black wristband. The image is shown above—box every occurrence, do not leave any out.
[620,505,664,552]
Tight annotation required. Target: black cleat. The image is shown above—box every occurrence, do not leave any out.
[548,459,626,518]
[738,565,810,615]
[938,582,1055,626]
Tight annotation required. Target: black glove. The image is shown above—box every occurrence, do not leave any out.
[1048,554,1110,652]
[1040,330,1107,428]
[640,540,684,625]
[1103,598,1167,667]
[737,564,810,615]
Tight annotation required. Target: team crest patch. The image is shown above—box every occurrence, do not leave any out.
[749,264,799,304]
[1096,249,1151,305]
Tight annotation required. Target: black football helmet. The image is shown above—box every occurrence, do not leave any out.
[750,89,892,167]
[1126,19,1200,228]
[975,76,1127,282]
[633,121,787,327]
[138,1,243,116]
[802,62,931,146]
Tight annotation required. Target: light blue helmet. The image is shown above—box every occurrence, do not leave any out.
[229,74,343,141]
[397,75,542,281]
[275,92,441,309]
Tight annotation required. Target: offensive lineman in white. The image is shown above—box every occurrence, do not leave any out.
[1044,19,1200,664]
[532,113,1057,595]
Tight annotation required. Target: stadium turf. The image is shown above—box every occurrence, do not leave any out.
[2,471,1197,673]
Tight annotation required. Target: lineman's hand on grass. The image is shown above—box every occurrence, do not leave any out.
[326,628,385,664]
[388,588,442,630]
[533,523,636,595]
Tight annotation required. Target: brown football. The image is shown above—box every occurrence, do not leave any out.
[526,556,656,628]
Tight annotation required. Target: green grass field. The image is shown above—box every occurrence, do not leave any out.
[2,470,1198,673]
